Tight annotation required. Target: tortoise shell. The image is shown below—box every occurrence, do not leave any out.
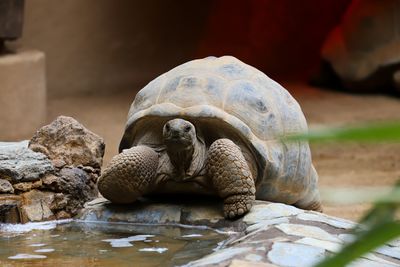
[120,56,319,207]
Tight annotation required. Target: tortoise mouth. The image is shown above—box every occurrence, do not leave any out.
[164,135,193,150]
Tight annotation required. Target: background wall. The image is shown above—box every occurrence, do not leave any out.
[16,0,350,97]
[16,0,212,97]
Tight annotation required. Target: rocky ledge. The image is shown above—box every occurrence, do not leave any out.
[0,116,104,222]
[79,198,400,267]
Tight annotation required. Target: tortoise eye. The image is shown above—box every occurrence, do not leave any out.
[184,125,191,132]
[165,123,170,131]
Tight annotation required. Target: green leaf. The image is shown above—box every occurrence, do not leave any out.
[285,122,400,143]
[354,182,400,232]
[314,221,400,267]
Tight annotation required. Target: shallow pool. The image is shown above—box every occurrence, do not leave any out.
[0,220,227,267]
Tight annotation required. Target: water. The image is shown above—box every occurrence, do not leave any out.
[0,220,227,267]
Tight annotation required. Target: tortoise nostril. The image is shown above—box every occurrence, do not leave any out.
[171,129,180,137]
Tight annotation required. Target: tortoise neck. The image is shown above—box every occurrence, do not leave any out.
[167,144,194,174]
[166,136,206,180]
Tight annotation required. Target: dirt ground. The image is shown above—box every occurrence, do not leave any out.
[46,82,400,221]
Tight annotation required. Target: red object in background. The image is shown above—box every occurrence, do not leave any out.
[196,0,350,80]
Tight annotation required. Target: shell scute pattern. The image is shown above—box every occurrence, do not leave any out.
[121,56,320,208]
[130,74,166,117]
[224,80,279,140]
[217,63,249,80]
[156,72,226,110]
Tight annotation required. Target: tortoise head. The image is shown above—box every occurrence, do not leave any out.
[162,118,196,151]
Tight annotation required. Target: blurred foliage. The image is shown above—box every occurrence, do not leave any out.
[315,182,400,267]
[286,122,400,143]
[286,121,400,267]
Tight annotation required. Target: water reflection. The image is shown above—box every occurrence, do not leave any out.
[0,220,226,267]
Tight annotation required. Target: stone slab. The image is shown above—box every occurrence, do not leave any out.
[0,141,53,182]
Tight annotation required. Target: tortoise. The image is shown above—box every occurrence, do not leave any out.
[98,56,322,219]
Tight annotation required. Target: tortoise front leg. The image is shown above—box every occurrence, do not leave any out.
[206,139,256,219]
[97,146,158,204]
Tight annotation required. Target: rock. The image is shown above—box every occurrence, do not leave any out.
[65,198,89,216]
[338,233,356,243]
[0,140,28,149]
[41,167,97,217]
[55,210,71,220]
[244,253,264,262]
[82,200,183,225]
[81,165,97,173]
[297,212,356,229]
[76,200,400,266]
[349,258,396,267]
[0,194,24,223]
[58,168,94,197]
[13,180,42,192]
[0,202,18,222]
[187,247,253,267]
[267,242,326,267]
[243,202,303,225]
[229,259,277,267]
[0,179,14,193]
[246,217,289,233]
[12,182,33,192]
[375,245,400,260]
[0,117,105,223]
[29,116,105,169]
[79,197,242,229]
[52,159,66,169]
[50,193,69,211]
[295,237,341,253]
[275,223,340,243]
[42,174,58,186]
[0,141,54,182]
[20,190,55,222]
[56,168,96,213]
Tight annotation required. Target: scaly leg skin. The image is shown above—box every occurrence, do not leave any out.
[206,139,256,219]
[97,146,158,204]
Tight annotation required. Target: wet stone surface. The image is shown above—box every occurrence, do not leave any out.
[0,197,399,266]
[0,220,225,267]
[218,201,400,266]
[79,199,400,267]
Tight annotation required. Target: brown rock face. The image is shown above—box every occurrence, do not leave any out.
[0,116,105,223]
[0,195,24,223]
[0,179,14,193]
[29,116,105,169]
[20,190,55,222]
[27,116,105,220]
